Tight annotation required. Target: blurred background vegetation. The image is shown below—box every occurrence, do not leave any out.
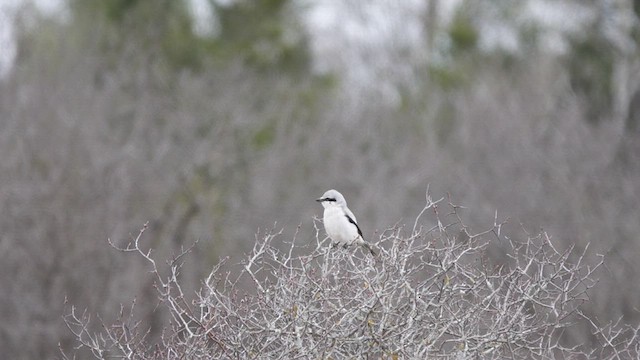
[0,0,639,358]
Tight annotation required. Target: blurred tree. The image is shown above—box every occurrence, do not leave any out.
[565,32,615,123]
[561,1,639,124]
[448,7,478,52]
[68,0,208,71]
[1,1,322,358]
[213,0,310,72]
[614,87,640,166]
[65,0,312,73]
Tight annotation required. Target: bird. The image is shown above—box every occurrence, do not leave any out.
[316,189,376,256]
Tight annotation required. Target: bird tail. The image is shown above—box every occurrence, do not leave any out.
[360,241,377,256]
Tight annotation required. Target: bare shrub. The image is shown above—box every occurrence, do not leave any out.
[62,194,640,359]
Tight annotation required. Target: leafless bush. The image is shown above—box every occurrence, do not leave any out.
[62,194,640,359]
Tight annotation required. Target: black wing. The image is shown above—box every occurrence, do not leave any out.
[345,214,364,239]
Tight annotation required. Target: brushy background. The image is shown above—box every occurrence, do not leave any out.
[1,1,639,358]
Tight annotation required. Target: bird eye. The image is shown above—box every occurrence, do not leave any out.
[327,198,336,202]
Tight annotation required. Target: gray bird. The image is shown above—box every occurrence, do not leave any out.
[316,189,376,255]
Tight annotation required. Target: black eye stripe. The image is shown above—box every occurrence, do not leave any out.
[325,197,337,202]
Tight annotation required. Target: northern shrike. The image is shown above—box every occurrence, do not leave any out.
[316,189,376,256]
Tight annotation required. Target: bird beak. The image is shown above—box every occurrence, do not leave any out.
[316,198,323,202]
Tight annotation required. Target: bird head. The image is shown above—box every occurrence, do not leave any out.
[316,189,346,209]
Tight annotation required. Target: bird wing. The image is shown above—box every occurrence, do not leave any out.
[344,206,357,224]
[344,212,363,239]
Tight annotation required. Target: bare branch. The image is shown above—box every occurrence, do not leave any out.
[64,199,640,359]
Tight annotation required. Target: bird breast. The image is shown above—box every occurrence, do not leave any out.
[323,206,359,245]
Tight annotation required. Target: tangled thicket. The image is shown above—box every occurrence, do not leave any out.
[63,195,640,359]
